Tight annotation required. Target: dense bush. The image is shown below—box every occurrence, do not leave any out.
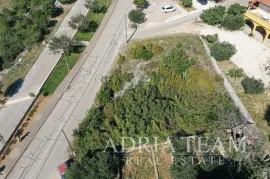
[152,44,163,54]
[133,0,147,9]
[182,0,193,7]
[200,6,226,25]
[221,14,244,30]
[128,8,146,24]
[130,44,153,60]
[228,68,244,78]
[203,33,219,43]
[163,43,195,74]
[241,77,265,94]
[0,0,57,69]
[227,3,247,15]
[210,41,236,61]
[66,151,119,179]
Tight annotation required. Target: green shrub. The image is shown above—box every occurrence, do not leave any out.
[221,14,244,30]
[200,6,226,25]
[163,43,195,74]
[28,109,37,117]
[182,0,193,7]
[228,68,244,78]
[130,44,145,58]
[152,44,163,55]
[203,33,219,43]
[138,48,153,60]
[133,0,147,9]
[22,122,29,128]
[131,23,137,29]
[130,44,153,60]
[241,77,264,94]
[128,9,146,24]
[228,3,247,15]
[210,42,236,61]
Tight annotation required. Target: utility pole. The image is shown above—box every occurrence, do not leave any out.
[61,129,75,156]
[63,53,70,71]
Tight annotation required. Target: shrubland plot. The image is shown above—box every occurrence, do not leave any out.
[67,34,269,179]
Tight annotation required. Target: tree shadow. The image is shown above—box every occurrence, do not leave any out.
[4,78,24,97]
[265,104,270,126]
[0,57,4,71]
[20,132,30,142]
[52,7,64,18]
[47,20,58,28]
[0,165,6,174]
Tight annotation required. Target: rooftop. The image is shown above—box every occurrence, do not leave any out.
[259,0,270,7]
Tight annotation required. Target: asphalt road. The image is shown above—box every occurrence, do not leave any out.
[0,0,88,151]
[6,0,132,178]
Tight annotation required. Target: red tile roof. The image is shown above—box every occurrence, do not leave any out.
[259,0,270,7]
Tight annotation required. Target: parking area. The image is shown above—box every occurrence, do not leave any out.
[139,0,188,29]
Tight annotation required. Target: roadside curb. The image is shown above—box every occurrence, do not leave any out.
[2,1,119,177]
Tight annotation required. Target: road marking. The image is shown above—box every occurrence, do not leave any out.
[6,96,33,105]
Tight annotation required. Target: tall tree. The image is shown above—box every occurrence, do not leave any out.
[49,34,74,71]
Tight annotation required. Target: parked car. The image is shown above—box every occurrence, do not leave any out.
[200,0,208,5]
[162,5,176,13]
[57,158,74,179]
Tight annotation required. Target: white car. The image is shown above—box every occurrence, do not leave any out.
[162,5,176,13]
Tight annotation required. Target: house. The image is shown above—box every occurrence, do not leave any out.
[245,0,270,42]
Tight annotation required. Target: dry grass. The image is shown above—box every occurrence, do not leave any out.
[122,145,173,179]
[0,0,11,10]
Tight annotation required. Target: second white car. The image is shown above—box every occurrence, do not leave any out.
[162,5,176,13]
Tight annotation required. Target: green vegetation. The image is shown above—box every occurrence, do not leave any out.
[133,0,147,9]
[41,46,84,95]
[227,3,247,15]
[228,68,244,79]
[201,3,246,30]
[210,41,236,61]
[128,8,146,24]
[221,13,245,31]
[66,151,119,179]
[76,0,108,41]
[241,77,265,94]
[41,0,108,94]
[200,6,226,25]
[67,34,269,179]
[0,0,72,69]
[66,35,246,178]
[202,33,219,43]
[182,0,192,8]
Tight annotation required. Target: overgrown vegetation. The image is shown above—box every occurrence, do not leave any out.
[210,41,236,61]
[241,77,265,94]
[228,68,244,79]
[182,0,192,8]
[0,0,72,69]
[66,35,268,179]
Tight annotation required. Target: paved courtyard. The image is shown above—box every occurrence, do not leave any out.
[199,24,270,87]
